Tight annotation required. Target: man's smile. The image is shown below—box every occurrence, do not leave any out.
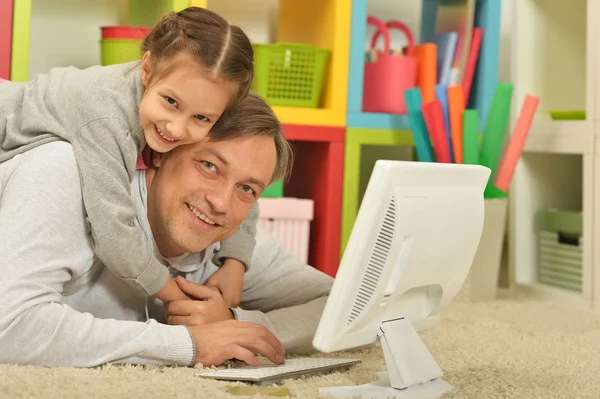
[186,203,219,226]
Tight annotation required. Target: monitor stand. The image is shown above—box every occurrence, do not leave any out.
[318,318,454,399]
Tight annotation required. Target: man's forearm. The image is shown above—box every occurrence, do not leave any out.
[234,296,329,354]
[0,301,194,367]
[230,229,334,354]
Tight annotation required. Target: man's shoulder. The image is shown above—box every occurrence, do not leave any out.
[12,141,76,168]
[2,142,79,189]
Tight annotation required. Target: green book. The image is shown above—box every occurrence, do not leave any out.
[479,83,514,178]
[462,109,479,165]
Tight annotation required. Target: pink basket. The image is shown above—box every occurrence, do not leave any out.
[362,17,418,114]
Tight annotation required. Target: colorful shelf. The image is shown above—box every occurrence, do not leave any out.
[347,112,411,130]
[341,128,415,254]
[283,124,345,277]
[0,0,13,80]
[7,0,502,277]
[273,107,346,128]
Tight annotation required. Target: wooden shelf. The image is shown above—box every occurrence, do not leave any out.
[513,0,588,119]
[282,125,345,277]
[341,128,414,253]
[273,106,345,128]
[523,120,594,154]
[510,0,597,305]
[277,0,350,126]
[201,0,351,128]
[283,124,345,143]
[346,112,410,130]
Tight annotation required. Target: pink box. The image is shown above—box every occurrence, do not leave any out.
[257,198,314,264]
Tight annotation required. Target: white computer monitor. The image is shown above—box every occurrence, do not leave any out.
[313,160,490,398]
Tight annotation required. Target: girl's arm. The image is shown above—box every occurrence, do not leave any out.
[212,202,259,270]
[72,118,170,297]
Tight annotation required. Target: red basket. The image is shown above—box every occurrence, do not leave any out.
[100,26,151,40]
[362,17,418,114]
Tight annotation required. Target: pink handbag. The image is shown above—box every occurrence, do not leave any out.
[362,17,418,114]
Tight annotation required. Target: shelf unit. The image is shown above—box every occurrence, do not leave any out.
[509,0,599,307]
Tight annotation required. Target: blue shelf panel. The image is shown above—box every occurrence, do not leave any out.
[347,112,411,130]
[347,0,368,114]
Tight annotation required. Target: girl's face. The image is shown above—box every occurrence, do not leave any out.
[139,52,234,153]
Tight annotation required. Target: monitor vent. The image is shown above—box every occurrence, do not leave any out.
[347,196,396,326]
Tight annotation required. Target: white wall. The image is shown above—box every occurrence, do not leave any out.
[28,0,513,82]
[207,0,279,44]
[29,0,127,77]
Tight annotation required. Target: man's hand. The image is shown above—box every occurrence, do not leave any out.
[166,276,234,326]
[189,320,285,367]
[205,258,245,307]
[154,277,190,303]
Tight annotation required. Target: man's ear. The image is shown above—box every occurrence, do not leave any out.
[141,51,152,88]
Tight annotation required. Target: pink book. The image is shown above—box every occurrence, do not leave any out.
[462,27,482,106]
[422,100,451,163]
[494,95,540,192]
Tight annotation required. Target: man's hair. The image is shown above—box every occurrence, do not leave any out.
[208,91,294,184]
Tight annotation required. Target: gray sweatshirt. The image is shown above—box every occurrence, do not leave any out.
[0,62,258,297]
[0,142,333,367]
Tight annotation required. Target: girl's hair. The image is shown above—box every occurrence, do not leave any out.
[141,7,254,105]
[209,92,294,185]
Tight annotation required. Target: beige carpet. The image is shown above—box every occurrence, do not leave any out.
[1,285,599,399]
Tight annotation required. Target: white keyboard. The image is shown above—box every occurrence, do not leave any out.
[197,357,361,385]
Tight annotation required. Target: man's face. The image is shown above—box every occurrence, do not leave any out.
[146,135,277,257]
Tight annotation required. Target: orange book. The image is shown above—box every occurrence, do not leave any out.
[448,85,465,164]
[414,44,437,103]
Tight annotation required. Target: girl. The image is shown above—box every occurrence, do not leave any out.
[0,7,259,304]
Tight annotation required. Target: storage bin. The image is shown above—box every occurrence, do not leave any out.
[537,209,582,292]
[257,198,314,264]
[100,39,143,66]
[252,42,330,108]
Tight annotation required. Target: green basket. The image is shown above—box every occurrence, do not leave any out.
[252,42,330,108]
[100,39,142,66]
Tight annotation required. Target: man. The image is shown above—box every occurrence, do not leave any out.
[0,93,333,368]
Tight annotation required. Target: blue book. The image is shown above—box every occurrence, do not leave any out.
[435,84,455,162]
[433,32,458,86]
[404,88,435,163]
